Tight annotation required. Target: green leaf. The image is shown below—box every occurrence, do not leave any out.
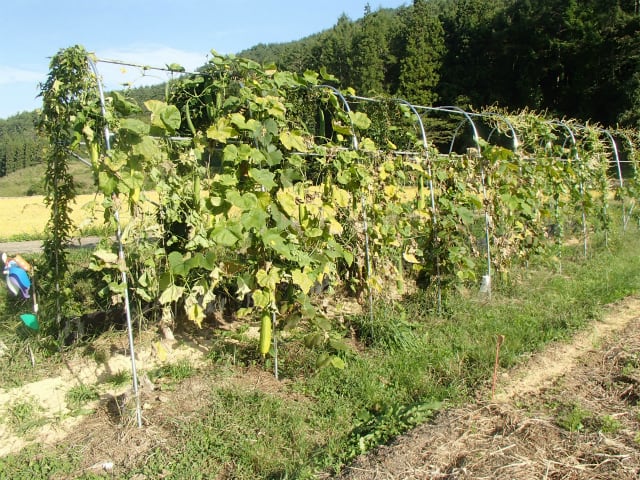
[241,209,269,230]
[265,146,283,167]
[226,191,258,211]
[145,100,180,133]
[131,136,161,161]
[111,91,141,116]
[249,168,277,190]
[305,332,324,348]
[330,356,346,369]
[252,289,271,309]
[304,227,324,238]
[319,66,338,82]
[332,122,353,135]
[457,206,475,226]
[210,226,241,247]
[316,353,332,368]
[168,251,184,269]
[303,70,319,83]
[229,112,248,129]
[160,105,181,132]
[261,229,291,257]
[349,111,371,130]
[98,171,118,195]
[119,118,149,137]
[185,254,204,271]
[166,63,185,72]
[168,251,190,276]
[104,150,128,172]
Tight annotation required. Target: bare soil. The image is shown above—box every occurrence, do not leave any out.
[2,297,640,478]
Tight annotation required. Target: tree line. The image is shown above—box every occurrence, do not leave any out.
[0,111,45,181]
[241,0,640,129]
[1,0,639,180]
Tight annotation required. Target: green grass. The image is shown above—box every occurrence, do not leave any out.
[65,384,100,411]
[0,162,95,198]
[105,370,132,387]
[4,396,46,436]
[2,223,640,477]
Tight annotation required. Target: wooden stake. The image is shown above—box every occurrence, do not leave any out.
[492,334,505,401]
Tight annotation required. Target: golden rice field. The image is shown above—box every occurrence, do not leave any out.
[0,194,138,240]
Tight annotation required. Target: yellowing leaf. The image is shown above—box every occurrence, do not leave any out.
[206,118,237,143]
[276,189,297,217]
[384,185,397,198]
[279,130,308,152]
[93,249,118,265]
[332,187,351,208]
[291,269,314,294]
[159,285,185,305]
[186,302,204,328]
[328,218,344,235]
[256,267,281,291]
[349,111,371,130]
[359,137,376,151]
[402,252,420,264]
[154,341,168,362]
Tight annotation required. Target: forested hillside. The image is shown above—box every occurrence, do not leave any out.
[241,0,640,128]
[0,84,164,180]
[1,0,639,179]
[0,112,45,180]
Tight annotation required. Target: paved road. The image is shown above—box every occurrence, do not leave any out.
[0,236,102,255]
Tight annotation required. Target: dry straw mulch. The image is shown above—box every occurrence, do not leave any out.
[338,300,640,480]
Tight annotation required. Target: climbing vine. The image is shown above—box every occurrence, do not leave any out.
[39,46,640,363]
[38,45,105,327]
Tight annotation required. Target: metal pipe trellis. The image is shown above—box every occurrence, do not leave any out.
[549,120,589,257]
[573,123,621,248]
[316,85,374,324]
[89,57,143,428]
[347,94,444,311]
[616,129,639,229]
[416,105,493,296]
[456,107,520,152]
[395,98,442,312]
[600,128,627,231]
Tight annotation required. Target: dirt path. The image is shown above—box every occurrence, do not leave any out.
[337,297,640,479]
[0,236,102,255]
[0,334,206,457]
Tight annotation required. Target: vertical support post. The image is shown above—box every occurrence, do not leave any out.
[422,105,491,296]
[317,85,374,324]
[395,98,442,312]
[601,129,625,231]
[272,311,278,381]
[88,58,142,428]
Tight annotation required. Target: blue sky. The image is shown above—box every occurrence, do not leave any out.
[0,0,408,119]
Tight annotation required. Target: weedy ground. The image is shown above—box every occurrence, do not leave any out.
[0,215,640,478]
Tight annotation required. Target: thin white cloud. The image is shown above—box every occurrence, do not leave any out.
[92,45,210,90]
[0,66,44,85]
